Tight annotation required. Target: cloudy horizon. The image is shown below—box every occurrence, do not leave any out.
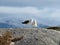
[0,0,60,26]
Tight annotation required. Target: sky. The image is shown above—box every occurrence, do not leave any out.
[0,0,60,26]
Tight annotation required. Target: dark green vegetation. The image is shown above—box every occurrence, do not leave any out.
[47,26,60,31]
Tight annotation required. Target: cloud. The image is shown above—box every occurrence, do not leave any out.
[0,6,60,26]
[0,6,44,14]
[0,6,55,16]
[0,6,60,19]
[0,6,60,17]
[0,0,60,7]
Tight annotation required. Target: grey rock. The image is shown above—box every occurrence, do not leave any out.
[0,28,60,45]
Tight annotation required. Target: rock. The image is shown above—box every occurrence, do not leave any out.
[0,28,60,45]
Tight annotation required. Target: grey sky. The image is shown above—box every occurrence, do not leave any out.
[0,0,60,8]
[0,0,60,26]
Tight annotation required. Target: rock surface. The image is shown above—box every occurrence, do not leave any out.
[0,28,60,45]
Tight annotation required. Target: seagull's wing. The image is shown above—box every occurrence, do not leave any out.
[22,20,30,24]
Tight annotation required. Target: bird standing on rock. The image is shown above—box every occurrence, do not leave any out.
[22,19,37,28]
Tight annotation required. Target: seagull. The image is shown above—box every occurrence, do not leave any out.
[22,19,37,28]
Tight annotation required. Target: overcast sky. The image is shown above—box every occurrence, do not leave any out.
[0,0,60,26]
[0,0,60,8]
[0,0,60,7]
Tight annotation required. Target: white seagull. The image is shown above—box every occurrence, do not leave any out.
[22,19,38,28]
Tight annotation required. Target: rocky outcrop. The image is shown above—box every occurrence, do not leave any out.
[0,28,60,45]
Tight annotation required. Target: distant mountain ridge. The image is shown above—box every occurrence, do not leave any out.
[38,24,49,28]
[0,23,49,28]
[0,23,16,28]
